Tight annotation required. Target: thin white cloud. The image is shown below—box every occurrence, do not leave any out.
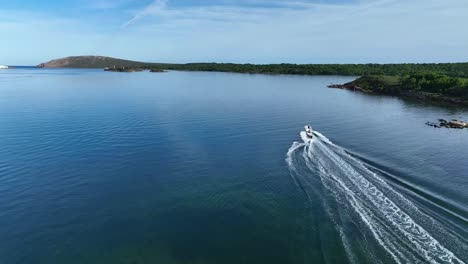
[121,0,394,27]
[123,0,168,27]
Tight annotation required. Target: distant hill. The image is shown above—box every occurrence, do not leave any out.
[38,56,151,68]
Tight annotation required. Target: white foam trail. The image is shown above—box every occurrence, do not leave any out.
[286,131,466,264]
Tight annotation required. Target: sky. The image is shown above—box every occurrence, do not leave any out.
[0,0,467,65]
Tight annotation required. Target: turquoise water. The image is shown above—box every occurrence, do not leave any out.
[0,69,467,263]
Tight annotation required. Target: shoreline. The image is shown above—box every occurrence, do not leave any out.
[328,76,468,107]
[328,83,468,105]
[11,65,468,107]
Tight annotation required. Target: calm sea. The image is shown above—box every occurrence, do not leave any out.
[1,68,467,263]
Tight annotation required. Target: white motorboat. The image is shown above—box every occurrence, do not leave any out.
[0,65,8,69]
[304,125,314,138]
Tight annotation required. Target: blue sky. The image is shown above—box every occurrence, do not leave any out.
[1,0,467,65]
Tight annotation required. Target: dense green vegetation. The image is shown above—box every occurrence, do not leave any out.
[400,73,468,97]
[344,75,401,94]
[40,56,468,78]
[344,74,468,103]
[148,62,468,78]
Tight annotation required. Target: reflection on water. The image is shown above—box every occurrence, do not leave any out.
[0,69,467,263]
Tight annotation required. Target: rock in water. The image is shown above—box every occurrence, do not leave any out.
[427,119,468,129]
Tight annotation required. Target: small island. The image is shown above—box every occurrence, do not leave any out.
[104,67,144,72]
[150,69,167,73]
[102,67,167,73]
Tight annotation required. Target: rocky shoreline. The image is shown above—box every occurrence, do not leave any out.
[328,79,468,106]
[150,69,167,73]
[327,84,366,92]
[330,78,468,129]
[426,119,468,129]
[400,91,468,105]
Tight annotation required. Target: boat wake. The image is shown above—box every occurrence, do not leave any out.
[286,131,466,264]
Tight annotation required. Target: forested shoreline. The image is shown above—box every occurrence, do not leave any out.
[39,56,468,104]
[330,73,468,105]
[147,63,468,105]
[39,56,468,78]
[147,62,468,78]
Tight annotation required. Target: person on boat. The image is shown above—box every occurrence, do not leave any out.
[305,125,313,138]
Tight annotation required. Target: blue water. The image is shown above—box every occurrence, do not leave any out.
[0,68,467,263]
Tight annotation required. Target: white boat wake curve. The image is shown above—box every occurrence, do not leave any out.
[286,131,466,264]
